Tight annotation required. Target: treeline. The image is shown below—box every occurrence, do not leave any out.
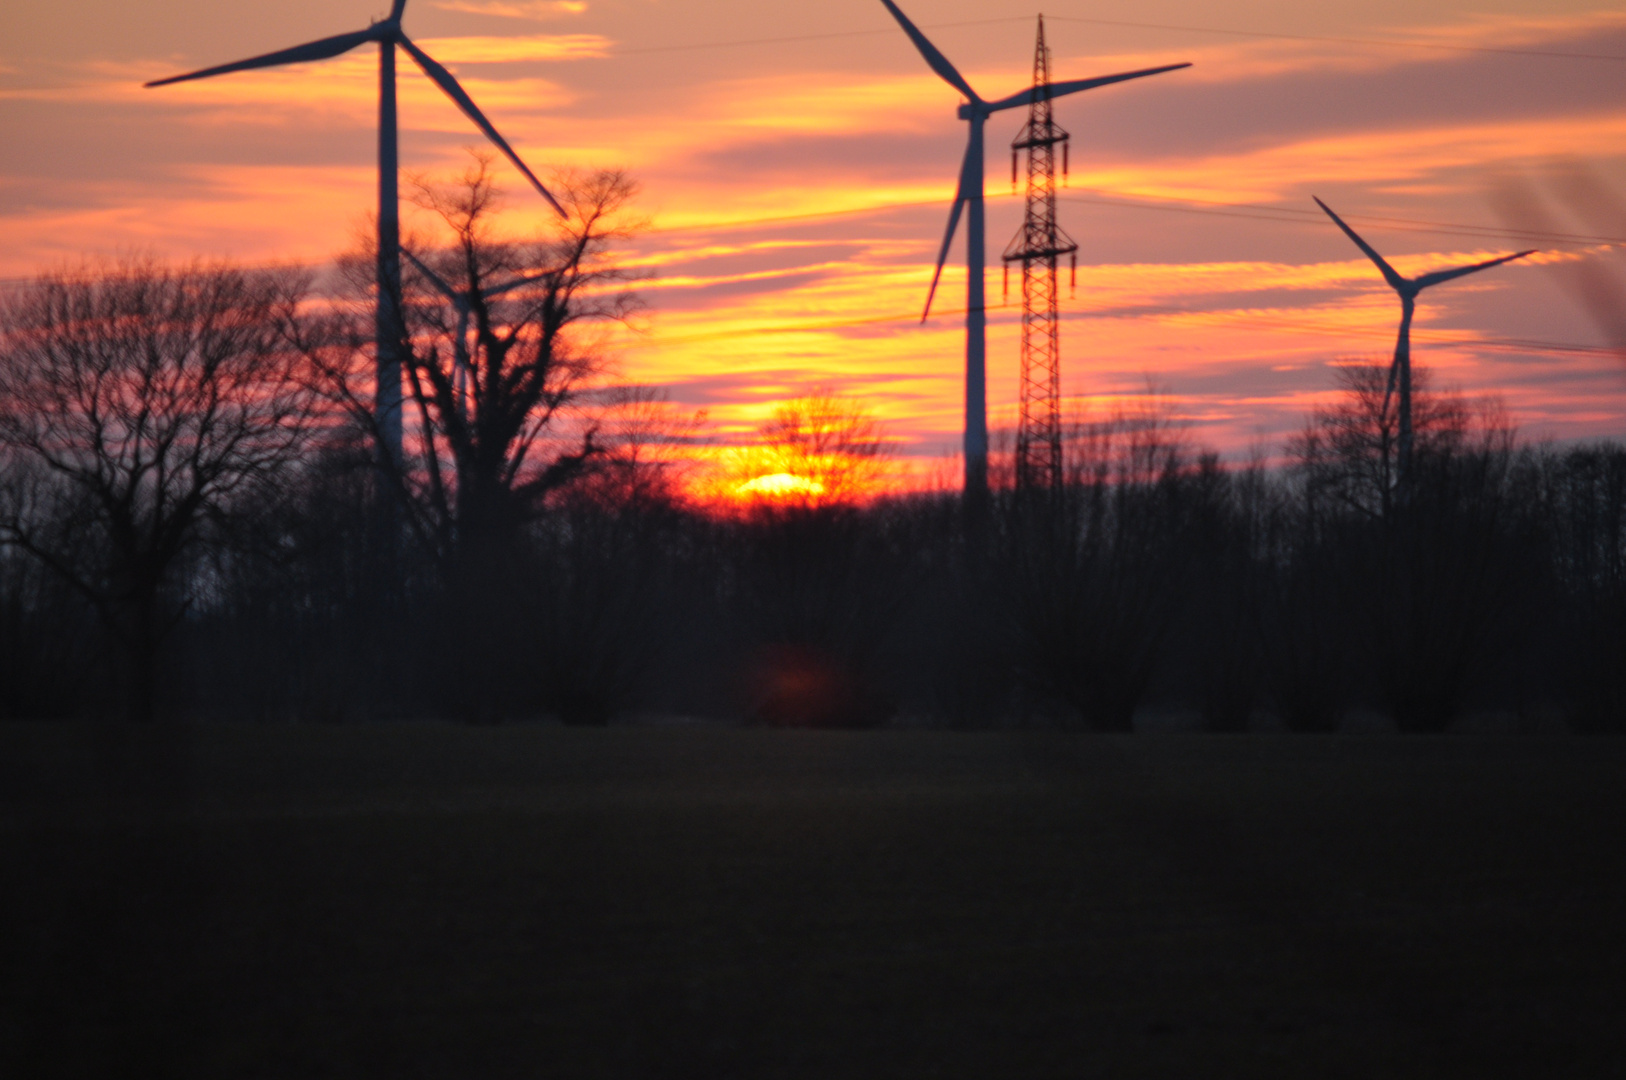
[2,283,1621,733]
[1,199,1622,732]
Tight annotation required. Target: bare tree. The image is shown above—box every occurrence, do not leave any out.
[1292,361,1469,521]
[0,260,315,722]
[576,385,708,515]
[300,157,645,568]
[510,388,709,726]
[719,388,889,513]
[1283,363,1535,730]
[1534,443,1626,730]
[1001,398,1192,730]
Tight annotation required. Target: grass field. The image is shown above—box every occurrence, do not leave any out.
[4,722,1625,1078]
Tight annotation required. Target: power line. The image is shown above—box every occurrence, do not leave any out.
[7,182,1618,294]
[0,16,1031,93]
[2,186,1610,293]
[642,197,952,236]
[615,300,1619,362]
[1160,309,1623,358]
[1046,15,1626,64]
[1054,190,1626,248]
[598,12,1626,64]
[8,11,1615,93]
[643,186,1626,250]
[5,261,1612,364]
[5,260,1604,362]
[609,16,1029,56]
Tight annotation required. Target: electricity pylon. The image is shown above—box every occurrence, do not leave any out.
[1003,16,1076,494]
[878,0,1186,506]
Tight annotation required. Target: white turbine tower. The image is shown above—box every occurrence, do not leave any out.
[1314,197,1534,507]
[879,0,1189,503]
[145,0,566,475]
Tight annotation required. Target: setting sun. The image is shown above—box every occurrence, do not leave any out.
[735,472,827,500]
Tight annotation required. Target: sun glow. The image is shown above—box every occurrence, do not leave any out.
[735,472,826,499]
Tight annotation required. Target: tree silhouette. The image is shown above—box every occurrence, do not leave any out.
[0,260,315,721]
[322,159,645,567]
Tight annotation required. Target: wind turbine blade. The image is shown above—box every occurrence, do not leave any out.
[482,269,552,300]
[1414,250,1537,290]
[987,62,1191,112]
[921,137,978,321]
[143,27,379,87]
[878,0,981,104]
[922,195,966,322]
[1314,197,1408,292]
[402,249,463,305]
[1383,355,1400,423]
[397,33,569,218]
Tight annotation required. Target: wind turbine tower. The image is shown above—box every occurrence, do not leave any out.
[1314,197,1534,507]
[145,0,565,477]
[878,0,1188,506]
[1003,16,1075,494]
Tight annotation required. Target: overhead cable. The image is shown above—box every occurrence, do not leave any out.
[604,13,1626,63]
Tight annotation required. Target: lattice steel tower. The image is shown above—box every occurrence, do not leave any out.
[1003,15,1077,493]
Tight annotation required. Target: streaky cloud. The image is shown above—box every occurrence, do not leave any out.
[433,0,587,20]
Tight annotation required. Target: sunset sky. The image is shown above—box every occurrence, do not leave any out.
[4,0,1625,481]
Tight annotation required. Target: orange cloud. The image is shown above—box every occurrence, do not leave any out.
[5,3,1624,470]
[1122,114,1626,205]
[414,34,612,63]
[433,0,589,18]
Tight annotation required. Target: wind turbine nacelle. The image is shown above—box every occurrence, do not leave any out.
[956,102,983,120]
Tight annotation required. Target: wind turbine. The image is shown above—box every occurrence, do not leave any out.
[879,0,1189,503]
[145,0,566,474]
[1314,197,1534,506]
[401,248,551,423]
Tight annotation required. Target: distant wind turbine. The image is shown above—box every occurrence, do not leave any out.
[879,0,1189,503]
[145,0,566,474]
[401,248,551,423]
[1314,197,1534,505]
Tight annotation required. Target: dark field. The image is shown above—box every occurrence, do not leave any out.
[4,724,1625,1078]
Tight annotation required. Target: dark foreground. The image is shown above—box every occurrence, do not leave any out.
[3,724,1624,1079]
